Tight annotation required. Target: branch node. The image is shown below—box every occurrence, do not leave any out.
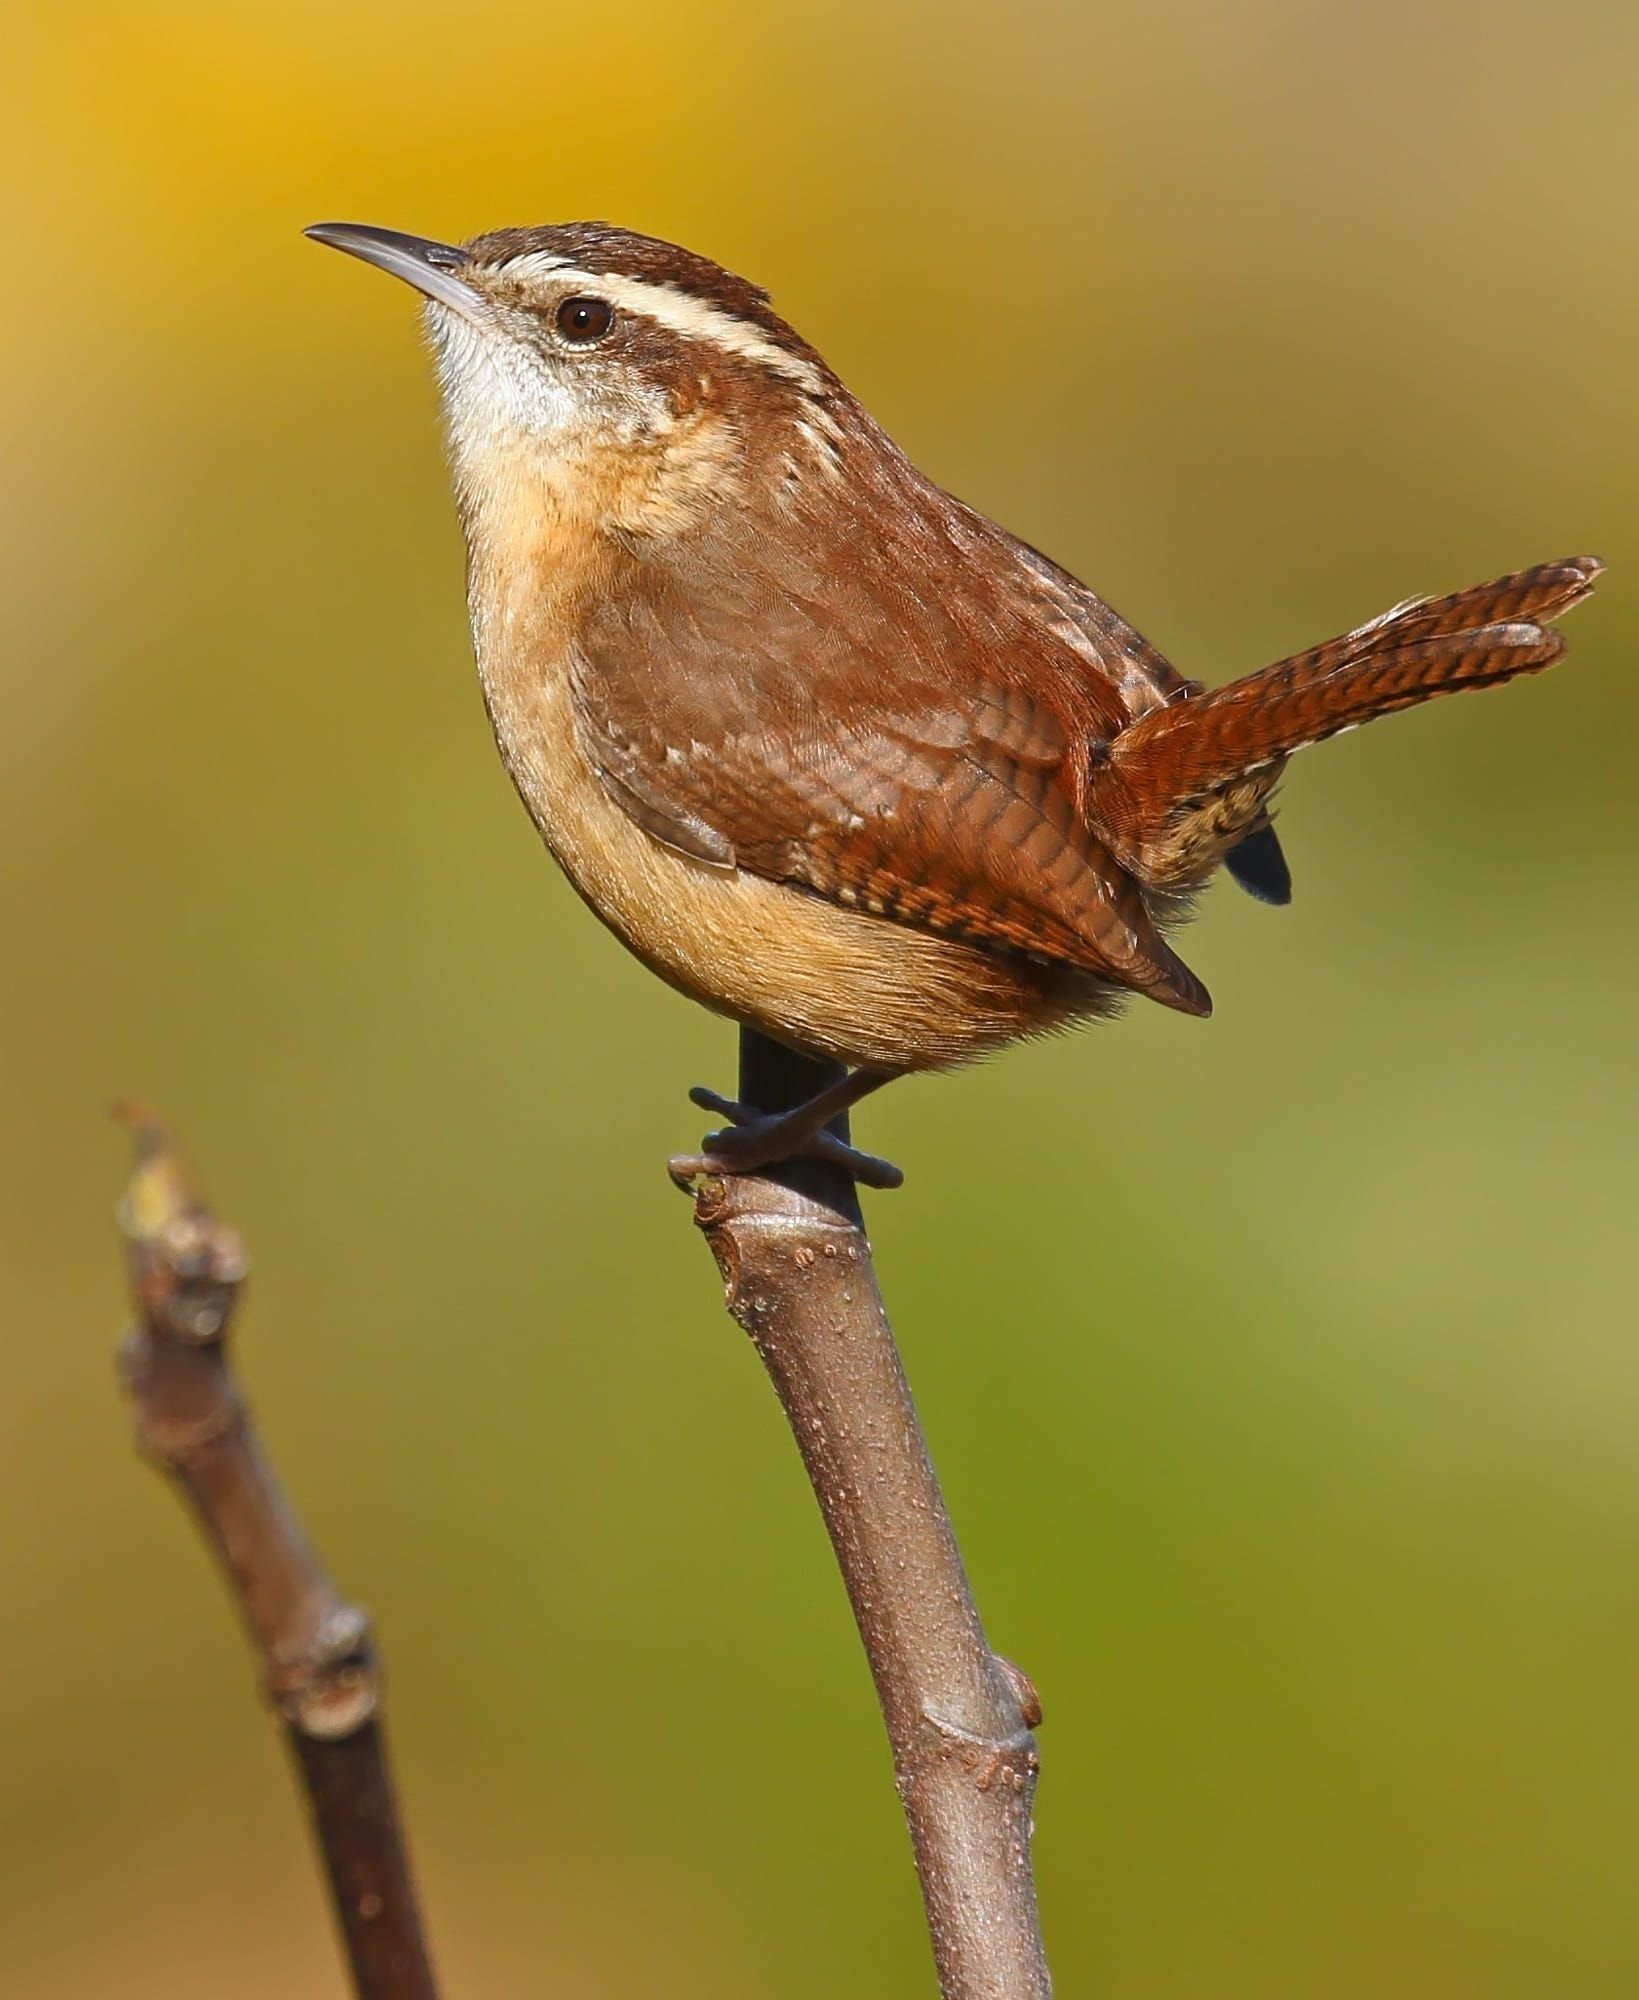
[917,1705,1040,1795]
[274,1606,383,1741]
[117,1326,248,1461]
[997,1655,1044,1730]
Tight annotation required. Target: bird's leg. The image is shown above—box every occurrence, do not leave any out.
[668,1066,903,1190]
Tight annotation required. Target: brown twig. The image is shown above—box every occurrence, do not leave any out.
[112,1103,439,2000]
[689,1032,1051,1998]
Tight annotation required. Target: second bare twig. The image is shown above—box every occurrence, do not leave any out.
[113,1105,439,2000]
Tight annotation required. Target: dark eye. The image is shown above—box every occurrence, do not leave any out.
[555,295,614,344]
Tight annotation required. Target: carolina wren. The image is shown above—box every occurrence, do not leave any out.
[307,220,1599,1187]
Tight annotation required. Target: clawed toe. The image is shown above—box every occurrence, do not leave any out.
[688,1086,751,1124]
[812,1138,904,1190]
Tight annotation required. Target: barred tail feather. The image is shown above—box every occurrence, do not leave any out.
[1095,555,1600,887]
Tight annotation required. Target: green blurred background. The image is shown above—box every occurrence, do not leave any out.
[5,2,1636,1993]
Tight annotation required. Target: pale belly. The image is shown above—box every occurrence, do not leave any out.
[475,641,1090,1071]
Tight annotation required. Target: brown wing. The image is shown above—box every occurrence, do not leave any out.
[1003,526,1198,719]
[573,541,1210,1016]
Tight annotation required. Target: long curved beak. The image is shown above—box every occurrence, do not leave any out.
[304,223,486,323]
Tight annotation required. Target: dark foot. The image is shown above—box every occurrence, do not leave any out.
[667,1087,905,1192]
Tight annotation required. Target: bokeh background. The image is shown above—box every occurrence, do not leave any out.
[5,2,1637,1993]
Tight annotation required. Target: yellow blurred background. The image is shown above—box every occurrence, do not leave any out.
[4,2,1637,1993]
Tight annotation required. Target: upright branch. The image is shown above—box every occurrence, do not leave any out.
[688,1034,1051,1999]
[112,1105,439,2000]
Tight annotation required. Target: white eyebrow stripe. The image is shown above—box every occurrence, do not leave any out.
[499,252,823,394]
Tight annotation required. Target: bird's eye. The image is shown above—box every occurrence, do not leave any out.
[555,295,614,344]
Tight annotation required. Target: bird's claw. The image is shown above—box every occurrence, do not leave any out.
[667,1086,904,1191]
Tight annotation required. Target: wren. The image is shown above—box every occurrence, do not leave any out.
[307,220,1599,1189]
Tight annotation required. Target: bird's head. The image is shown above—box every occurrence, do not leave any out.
[306,221,852,545]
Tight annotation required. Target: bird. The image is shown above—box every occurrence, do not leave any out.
[306,220,1600,1189]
